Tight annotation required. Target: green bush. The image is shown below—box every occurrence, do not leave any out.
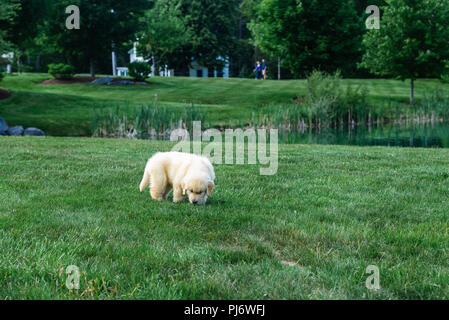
[441,61,449,83]
[48,63,75,80]
[127,61,151,81]
[304,70,368,125]
[0,72,4,83]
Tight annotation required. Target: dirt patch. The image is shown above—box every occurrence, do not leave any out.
[0,89,11,100]
[41,76,153,85]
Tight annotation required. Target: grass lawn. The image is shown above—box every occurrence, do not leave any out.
[1,136,448,299]
[1,73,448,136]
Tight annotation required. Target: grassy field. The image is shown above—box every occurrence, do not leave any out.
[1,136,448,299]
[1,73,448,136]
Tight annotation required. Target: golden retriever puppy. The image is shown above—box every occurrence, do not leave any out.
[139,152,215,205]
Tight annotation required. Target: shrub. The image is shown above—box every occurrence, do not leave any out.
[304,70,368,125]
[0,72,4,83]
[127,61,151,81]
[441,61,449,83]
[48,63,75,80]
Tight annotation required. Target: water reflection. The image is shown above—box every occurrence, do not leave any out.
[279,123,449,148]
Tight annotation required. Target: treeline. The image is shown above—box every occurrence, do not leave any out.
[1,0,448,88]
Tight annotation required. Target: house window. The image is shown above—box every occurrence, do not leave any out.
[197,69,203,78]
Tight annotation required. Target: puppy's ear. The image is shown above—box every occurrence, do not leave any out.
[207,181,215,196]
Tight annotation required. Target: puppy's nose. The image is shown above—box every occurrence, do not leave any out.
[192,200,198,205]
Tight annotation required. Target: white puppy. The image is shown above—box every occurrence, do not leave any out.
[139,152,215,205]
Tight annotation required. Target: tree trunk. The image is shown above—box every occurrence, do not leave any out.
[278,57,281,80]
[410,78,414,104]
[35,55,40,72]
[90,58,95,78]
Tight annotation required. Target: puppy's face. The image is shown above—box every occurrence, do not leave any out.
[183,177,214,205]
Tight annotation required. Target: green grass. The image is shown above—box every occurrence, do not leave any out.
[1,73,449,136]
[1,136,448,299]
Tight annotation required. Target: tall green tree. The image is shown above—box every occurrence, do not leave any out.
[138,0,191,71]
[360,0,449,104]
[0,0,20,53]
[46,0,150,77]
[247,0,364,77]
[8,0,54,71]
[139,0,239,73]
[180,0,239,70]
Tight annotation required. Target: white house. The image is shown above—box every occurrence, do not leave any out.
[113,43,229,78]
[189,57,230,78]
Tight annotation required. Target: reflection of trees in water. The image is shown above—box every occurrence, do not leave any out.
[277,123,448,148]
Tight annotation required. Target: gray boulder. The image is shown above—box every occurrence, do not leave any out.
[0,117,8,132]
[7,126,24,136]
[24,127,45,136]
[91,77,114,85]
[108,80,136,85]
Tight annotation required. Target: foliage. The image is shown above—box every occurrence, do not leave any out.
[0,0,21,52]
[127,61,151,81]
[92,103,207,139]
[138,0,191,71]
[441,61,449,84]
[0,72,4,83]
[48,63,75,79]
[140,0,239,71]
[360,0,449,103]
[45,0,149,77]
[247,0,364,77]
[303,71,368,125]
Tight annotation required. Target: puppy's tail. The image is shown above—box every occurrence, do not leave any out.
[139,170,151,192]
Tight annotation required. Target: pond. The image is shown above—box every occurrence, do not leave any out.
[278,122,449,148]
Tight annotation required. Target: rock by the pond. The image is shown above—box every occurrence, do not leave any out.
[24,127,45,136]
[0,117,8,132]
[91,77,114,85]
[7,126,24,136]
[108,80,136,85]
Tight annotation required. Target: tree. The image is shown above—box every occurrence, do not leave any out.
[46,0,150,77]
[180,0,239,70]
[0,0,20,53]
[247,0,364,77]
[360,0,449,104]
[138,0,191,72]
[140,0,239,73]
[7,0,54,71]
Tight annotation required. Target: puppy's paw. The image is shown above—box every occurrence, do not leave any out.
[173,197,185,203]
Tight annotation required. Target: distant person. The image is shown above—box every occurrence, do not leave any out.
[262,59,268,80]
[254,61,262,80]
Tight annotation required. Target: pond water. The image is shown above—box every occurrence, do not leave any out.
[278,122,449,148]
[131,122,449,148]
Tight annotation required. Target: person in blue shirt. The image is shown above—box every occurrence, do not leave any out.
[262,59,268,80]
[254,61,262,80]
